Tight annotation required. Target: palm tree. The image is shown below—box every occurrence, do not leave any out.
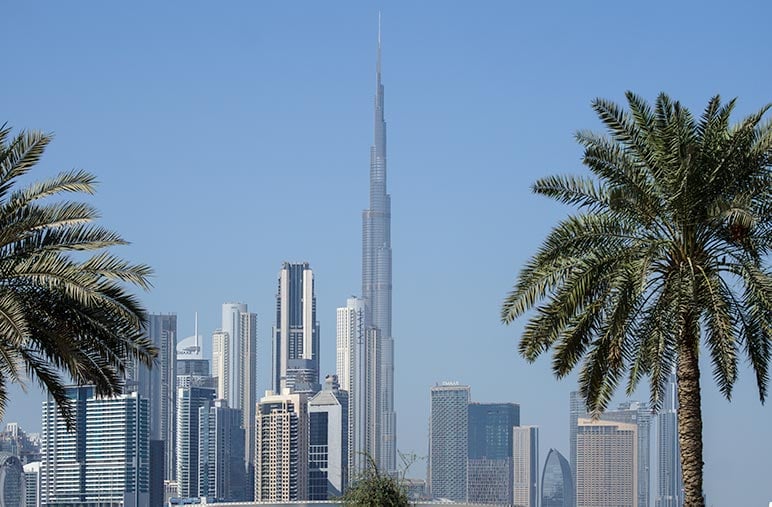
[0,125,155,424]
[501,92,771,507]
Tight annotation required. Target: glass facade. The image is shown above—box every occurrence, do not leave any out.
[541,448,574,507]
[429,384,469,502]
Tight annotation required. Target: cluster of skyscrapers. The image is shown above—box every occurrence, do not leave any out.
[2,20,689,507]
[24,22,396,507]
[427,381,683,507]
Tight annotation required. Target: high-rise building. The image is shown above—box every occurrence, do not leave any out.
[41,386,150,506]
[599,402,652,507]
[570,392,651,507]
[656,372,682,507]
[212,303,257,494]
[513,426,539,507]
[336,297,366,481]
[273,262,320,394]
[541,448,574,507]
[361,17,396,475]
[176,386,215,498]
[575,418,637,507]
[126,314,177,482]
[467,402,520,505]
[255,389,309,502]
[568,390,583,495]
[199,399,246,501]
[308,375,349,500]
[428,383,469,502]
[23,461,40,507]
[0,452,24,507]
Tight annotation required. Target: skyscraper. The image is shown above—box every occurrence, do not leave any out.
[126,313,177,482]
[570,392,652,507]
[599,402,652,507]
[273,262,320,394]
[0,452,24,507]
[199,399,246,501]
[41,386,150,506]
[656,372,682,507]
[308,375,349,500]
[541,448,574,507]
[428,383,469,502]
[336,297,366,481]
[513,426,539,507]
[568,390,582,495]
[176,386,215,498]
[212,303,258,492]
[575,418,638,507]
[361,16,396,475]
[467,402,520,505]
[255,389,309,502]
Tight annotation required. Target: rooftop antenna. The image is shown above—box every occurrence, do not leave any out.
[194,312,199,352]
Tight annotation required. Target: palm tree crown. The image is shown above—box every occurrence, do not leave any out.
[502,92,771,507]
[0,125,155,423]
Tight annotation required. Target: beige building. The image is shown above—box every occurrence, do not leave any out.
[576,418,637,507]
[255,389,309,502]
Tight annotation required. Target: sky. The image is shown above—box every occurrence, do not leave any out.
[2,1,771,504]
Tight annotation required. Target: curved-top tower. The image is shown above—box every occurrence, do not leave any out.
[361,14,396,474]
[541,448,574,507]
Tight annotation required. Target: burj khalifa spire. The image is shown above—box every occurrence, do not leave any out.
[362,13,396,475]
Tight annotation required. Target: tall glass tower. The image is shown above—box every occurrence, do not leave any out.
[656,372,682,507]
[361,14,396,475]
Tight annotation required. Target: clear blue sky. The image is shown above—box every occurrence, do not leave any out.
[3,2,771,504]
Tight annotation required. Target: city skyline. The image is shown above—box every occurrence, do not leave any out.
[3,4,771,505]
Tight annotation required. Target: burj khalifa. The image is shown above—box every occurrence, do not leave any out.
[361,15,396,475]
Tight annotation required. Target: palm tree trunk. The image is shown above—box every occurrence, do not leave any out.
[677,332,705,507]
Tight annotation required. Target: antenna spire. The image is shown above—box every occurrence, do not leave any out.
[194,311,199,352]
[376,12,382,76]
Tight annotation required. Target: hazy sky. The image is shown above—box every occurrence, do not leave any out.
[3,2,771,504]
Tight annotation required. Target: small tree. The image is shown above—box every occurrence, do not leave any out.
[341,454,410,506]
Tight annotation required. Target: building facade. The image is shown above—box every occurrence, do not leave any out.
[23,461,40,507]
[255,390,309,502]
[0,452,24,507]
[41,386,150,507]
[176,386,215,499]
[308,375,349,500]
[541,448,574,507]
[575,418,637,507]
[212,303,257,494]
[361,19,396,475]
[428,384,469,502]
[467,402,520,505]
[570,392,651,507]
[513,426,539,507]
[656,372,683,507]
[126,314,177,482]
[336,297,367,482]
[199,400,246,501]
[273,262,320,395]
[600,402,652,507]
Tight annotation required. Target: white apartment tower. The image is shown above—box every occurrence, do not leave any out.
[513,426,539,507]
[255,390,309,502]
[336,297,366,481]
